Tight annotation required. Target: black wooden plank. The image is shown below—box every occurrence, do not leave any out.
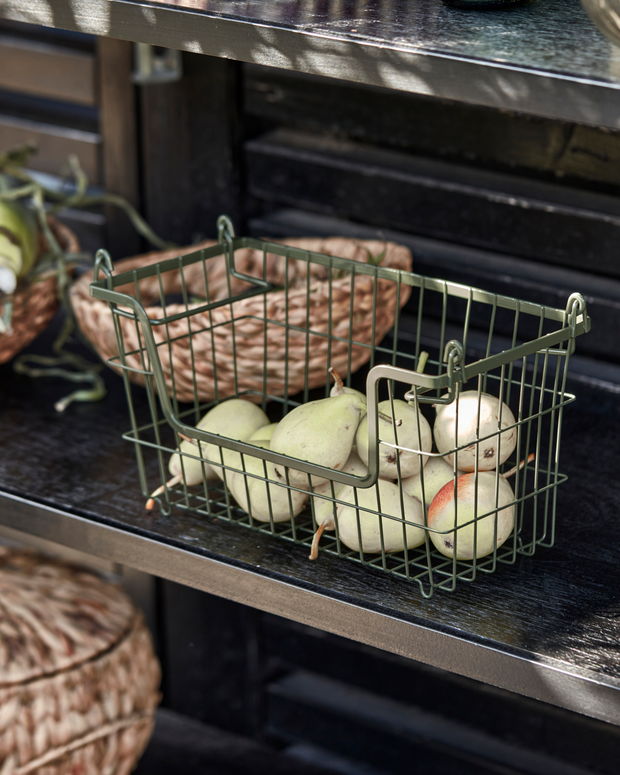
[98,37,142,259]
[134,707,339,775]
[161,581,262,737]
[243,64,620,191]
[3,0,620,131]
[1,314,620,726]
[267,672,524,775]
[248,208,620,365]
[140,53,242,245]
[245,129,620,277]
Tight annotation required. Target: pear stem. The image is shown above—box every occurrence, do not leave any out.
[378,410,402,426]
[146,473,183,510]
[309,518,333,560]
[501,453,535,480]
[328,366,345,396]
[179,432,198,445]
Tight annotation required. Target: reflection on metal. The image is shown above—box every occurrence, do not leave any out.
[132,43,182,85]
[582,0,620,47]
[0,0,619,127]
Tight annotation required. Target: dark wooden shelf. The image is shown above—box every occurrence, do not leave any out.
[1,306,620,728]
[1,0,620,128]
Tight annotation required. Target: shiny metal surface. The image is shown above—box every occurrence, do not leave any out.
[582,0,620,47]
[2,0,620,127]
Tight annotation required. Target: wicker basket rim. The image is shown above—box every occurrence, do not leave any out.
[71,235,413,311]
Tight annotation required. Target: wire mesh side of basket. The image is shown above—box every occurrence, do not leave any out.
[90,218,590,597]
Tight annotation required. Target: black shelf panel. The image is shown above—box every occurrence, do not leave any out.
[2,0,620,128]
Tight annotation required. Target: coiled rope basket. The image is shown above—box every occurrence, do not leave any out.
[0,549,160,775]
[70,236,413,404]
[0,218,80,365]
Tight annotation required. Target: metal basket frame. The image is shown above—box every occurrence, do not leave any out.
[90,216,591,598]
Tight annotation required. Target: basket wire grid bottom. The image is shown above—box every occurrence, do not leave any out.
[125,372,570,600]
[132,468,567,599]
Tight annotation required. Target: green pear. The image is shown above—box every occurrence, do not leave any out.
[356,399,432,479]
[200,399,270,476]
[228,439,308,523]
[146,399,269,509]
[309,450,369,559]
[311,450,367,525]
[249,423,279,443]
[434,390,516,472]
[212,421,278,484]
[335,479,426,554]
[270,392,367,488]
[401,456,463,510]
[428,471,515,560]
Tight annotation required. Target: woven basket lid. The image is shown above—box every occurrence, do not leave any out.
[0,548,135,686]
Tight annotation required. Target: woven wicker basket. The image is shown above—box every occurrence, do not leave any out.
[70,236,413,404]
[0,218,80,365]
[0,548,160,775]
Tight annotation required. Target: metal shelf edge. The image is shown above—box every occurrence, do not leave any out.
[1,487,619,727]
[3,0,620,128]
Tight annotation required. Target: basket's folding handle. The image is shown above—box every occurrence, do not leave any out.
[93,249,114,283]
[360,358,464,488]
[401,340,465,406]
[217,215,236,245]
[538,293,589,357]
[217,214,277,293]
[565,293,589,356]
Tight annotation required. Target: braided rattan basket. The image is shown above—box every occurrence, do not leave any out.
[70,236,413,404]
[0,218,80,365]
[0,548,160,775]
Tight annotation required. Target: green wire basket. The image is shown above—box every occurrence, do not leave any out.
[90,216,591,598]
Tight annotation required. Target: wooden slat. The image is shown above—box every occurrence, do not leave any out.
[0,34,96,105]
[245,128,620,279]
[140,53,242,245]
[243,64,620,189]
[0,113,100,181]
[97,37,141,259]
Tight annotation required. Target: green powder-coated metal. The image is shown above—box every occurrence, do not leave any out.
[90,216,590,598]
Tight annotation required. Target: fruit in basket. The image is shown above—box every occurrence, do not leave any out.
[0,197,39,295]
[198,399,270,476]
[249,423,279,443]
[434,390,516,472]
[356,398,432,479]
[329,366,366,401]
[309,449,368,559]
[356,352,432,479]
[427,456,532,560]
[145,399,269,509]
[271,392,367,488]
[428,472,515,560]
[401,456,463,510]
[335,479,426,555]
[228,438,308,523]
